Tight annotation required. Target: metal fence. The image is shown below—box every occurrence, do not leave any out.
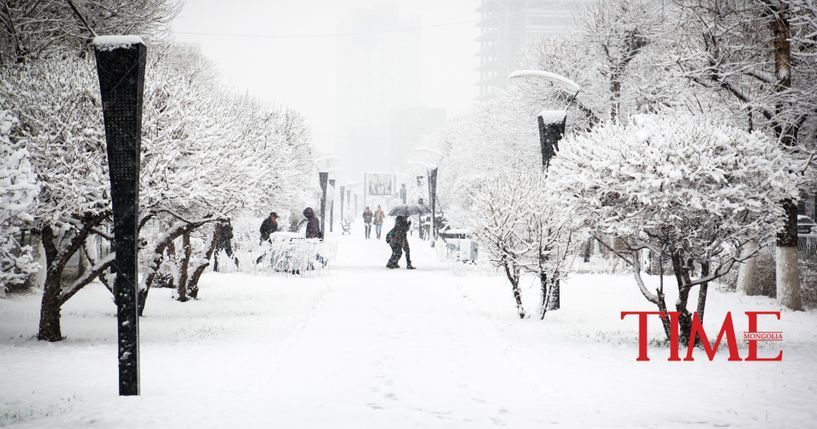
[799,234,817,260]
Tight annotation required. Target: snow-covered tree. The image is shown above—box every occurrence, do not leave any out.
[0,0,180,64]
[0,109,38,295]
[136,46,316,313]
[468,164,580,319]
[673,0,817,308]
[578,0,665,122]
[1,43,317,336]
[469,170,530,319]
[516,168,581,319]
[549,114,800,341]
[516,0,669,130]
[0,56,113,340]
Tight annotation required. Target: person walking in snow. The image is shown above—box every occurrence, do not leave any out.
[214,219,237,271]
[386,216,415,270]
[259,212,279,244]
[256,212,279,265]
[303,207,323,240]
[362,206,373,239]
[373,205,385,239]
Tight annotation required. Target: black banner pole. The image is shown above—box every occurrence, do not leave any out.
[319,172,328,236]
[93,36,146,396]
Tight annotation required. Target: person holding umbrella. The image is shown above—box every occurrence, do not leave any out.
[373,205,385,239]
[386,216,415,270]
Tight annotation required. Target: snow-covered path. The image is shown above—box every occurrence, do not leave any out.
[262,236,551,427]
[2,233,817,428]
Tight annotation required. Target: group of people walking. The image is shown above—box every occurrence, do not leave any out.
[253,205,414,271]
[362,205,385,239]
[259,208,323,244]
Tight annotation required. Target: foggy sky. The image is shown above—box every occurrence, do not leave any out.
[171,0,481,170]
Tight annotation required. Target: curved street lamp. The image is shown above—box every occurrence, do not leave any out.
[508,69,583,309]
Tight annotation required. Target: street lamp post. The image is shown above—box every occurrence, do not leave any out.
[428,167,438,240]
[319,171,329,237]
[509,69,582,312]
[339,185,345,223]
[315,155,340,237]
[329,179,336,233]
[509,70,578,170]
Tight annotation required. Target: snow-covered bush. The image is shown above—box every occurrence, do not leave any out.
[0,110,38,295]
[215,218,334,276]
[469,164,580,319]
[549,114,799,341]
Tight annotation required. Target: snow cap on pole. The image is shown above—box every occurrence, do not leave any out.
[93,35,145,51]
[539,110,567,125]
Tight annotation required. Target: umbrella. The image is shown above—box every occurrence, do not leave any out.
[388,204,430,217]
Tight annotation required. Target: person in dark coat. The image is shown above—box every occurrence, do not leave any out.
[260,212,279,243]
[386,216,415,269]
[362,206,373,239]
[303,207,323,239]
[214,219,237,271]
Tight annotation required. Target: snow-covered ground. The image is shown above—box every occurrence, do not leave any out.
[2,231,816,428]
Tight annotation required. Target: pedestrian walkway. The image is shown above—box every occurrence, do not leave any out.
[259,233,554,427]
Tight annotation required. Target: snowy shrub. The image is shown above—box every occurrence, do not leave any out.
[469,164,580,319]
[549,114,799,341]
[0,110,38,294]
[215,219,334,276]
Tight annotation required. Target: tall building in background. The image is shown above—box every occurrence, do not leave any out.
[477,0,588,98]
[336,3,431,179]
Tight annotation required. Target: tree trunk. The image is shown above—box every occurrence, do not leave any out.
[737,241,760,295]
[696,261,710,323]
[188,225,221,300]
[610,75,621,122]
[655,288,672,341]
[37,226,62,341]
[655,260,672,340]
[35,214,109,339]
[503,261,525,319]
[37,270,63,341]
[777,201,802,309]
[176,232,191,302]
[137,288,148,316]
[671,253,693,344]
[770,3,802,310]
[547,277,560,311]
[538,271,548,320]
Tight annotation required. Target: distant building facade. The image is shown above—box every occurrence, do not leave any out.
[477,0,589,98]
